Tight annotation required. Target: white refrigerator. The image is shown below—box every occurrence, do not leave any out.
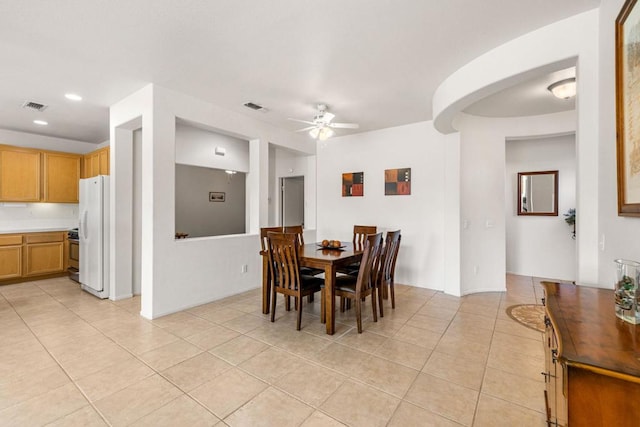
[79,175,110,299]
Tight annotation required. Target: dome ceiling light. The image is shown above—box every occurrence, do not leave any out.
[547,77,576,99]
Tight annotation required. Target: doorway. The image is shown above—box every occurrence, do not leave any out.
[281,176,304,227]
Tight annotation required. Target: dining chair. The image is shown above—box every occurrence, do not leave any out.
[377,230,401,317]
[284,225,323,279]
[322,232,383,333]
[260,226,283,313]
[338,225,377,276]
[267,232,323,330]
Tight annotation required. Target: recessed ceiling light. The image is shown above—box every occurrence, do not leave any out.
[33,120,48,126]
[65,93,82,101]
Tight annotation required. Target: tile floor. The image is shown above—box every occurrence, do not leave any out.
[0,274,548,426]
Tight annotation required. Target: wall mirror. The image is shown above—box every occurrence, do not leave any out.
[517,170,558,216]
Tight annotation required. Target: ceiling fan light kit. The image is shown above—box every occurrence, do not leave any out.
[289,103,359,140]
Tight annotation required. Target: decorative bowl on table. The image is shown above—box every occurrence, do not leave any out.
[317,239,346,250]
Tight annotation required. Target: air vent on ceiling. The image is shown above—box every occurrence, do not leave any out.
[243,102,264,111]
[22,101,48,112]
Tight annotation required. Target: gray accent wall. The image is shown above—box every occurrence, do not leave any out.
[175,164,246,238]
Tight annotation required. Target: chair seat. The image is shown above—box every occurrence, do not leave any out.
[300,266,324,276]
[321,274,357,293]
[300,275,324,290]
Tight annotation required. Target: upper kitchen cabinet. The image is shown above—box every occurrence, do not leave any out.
[0,144,82,203]
[83,147,109,178]
[43,152,81,202]
[0,145,41,202]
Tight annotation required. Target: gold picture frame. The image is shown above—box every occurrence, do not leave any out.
[616,0,640,216]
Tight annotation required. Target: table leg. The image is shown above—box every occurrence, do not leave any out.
[324,264,336,335]
[262,254,270,314]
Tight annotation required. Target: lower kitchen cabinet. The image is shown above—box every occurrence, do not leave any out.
[0,231,67,283]
[0,234,23,280]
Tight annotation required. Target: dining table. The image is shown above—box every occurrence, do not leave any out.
[260,241,363,335]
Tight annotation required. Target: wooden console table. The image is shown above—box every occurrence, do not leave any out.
[542,281,640,427]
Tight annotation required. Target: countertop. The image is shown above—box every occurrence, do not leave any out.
[0,227,74,234]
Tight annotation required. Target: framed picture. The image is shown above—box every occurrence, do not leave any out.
[385,168,411,195]
[209,192,225,202]
[342,172,364,197]
[616,0,640,216]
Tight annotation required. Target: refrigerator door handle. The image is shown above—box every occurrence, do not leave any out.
[80,210,88,239]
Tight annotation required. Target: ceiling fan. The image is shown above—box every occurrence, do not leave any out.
[288,104,359,140]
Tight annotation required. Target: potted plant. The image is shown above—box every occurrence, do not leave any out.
[564,208,576,239]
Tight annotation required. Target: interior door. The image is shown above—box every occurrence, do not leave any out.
[281,176,304,227]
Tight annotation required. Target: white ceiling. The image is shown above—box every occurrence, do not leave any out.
[0,1,599,144]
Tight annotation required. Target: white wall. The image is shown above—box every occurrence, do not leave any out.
[175,123,249,173]
[455,112,576,293]
[110,84,316,318]
[316,121,446,290]
[0,128,98,154]
[505,135,576,280]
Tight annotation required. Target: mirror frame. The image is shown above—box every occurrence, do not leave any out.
[517,170,559,216]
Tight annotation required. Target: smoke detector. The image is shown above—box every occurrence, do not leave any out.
[22,101,48,112]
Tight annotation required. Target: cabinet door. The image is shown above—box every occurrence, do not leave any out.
[0,147,41,201]
[99,147,109,175]
[0,245,22,280]
[24,242,64,276]
[43,152,81,202]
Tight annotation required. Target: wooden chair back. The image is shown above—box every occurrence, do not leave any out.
[381,230,401,284]
[267,232,302,293]
[353,225,377,249]
[354,232,383,298]
[284,225,304,245]
[260,226,283,253]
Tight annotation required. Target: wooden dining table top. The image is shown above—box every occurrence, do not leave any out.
[298,242,363,267]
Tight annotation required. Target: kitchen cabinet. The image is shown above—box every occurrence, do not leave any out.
[0,145,41,202]
[23,232,65,277]
[43,152,81,202]
[542,281,640,427]
[83,147,109,178]
[0,234,23,280]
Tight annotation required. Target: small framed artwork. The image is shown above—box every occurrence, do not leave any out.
[342,172,364,197]
[385,168,411,195]
[616,0,640,216]
[209,192,225,202]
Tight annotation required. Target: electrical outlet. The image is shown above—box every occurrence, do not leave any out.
[474,265,479,275]
[241,264,248,273]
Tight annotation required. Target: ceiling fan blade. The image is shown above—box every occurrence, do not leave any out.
[329,122,359,129]
[287,118,315,125]
[322,112,335,123]
[295,126,316,132]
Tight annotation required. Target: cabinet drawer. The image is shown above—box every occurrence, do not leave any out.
[0,234,22,246]
[25,232,64,244]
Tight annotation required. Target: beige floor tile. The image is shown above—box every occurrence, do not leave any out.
[152,311,216,338]
[221,312,270,333]
[486,346,545,383]
[435,335,490,364]
[494,317,544,340]
[394,324,443,349]
[276,329,334,358]
[351,355,420,398]
[59,345,135,380]
[406,313,451,334]
[184,323,241,350]
[473,393,546,427]
[139,339,203,371]
[336,328,387,353]
[209,335,270,365]
[225,387,314,427]
[417,305,458,321]
[448,312,496,331]
[75,357,155,402]
[388,402,463,427]
[239,347,304,383]
[311,342,372,376]
[374,338,432,370]
[0,383,88,427]
[130,394,220,426]
[300,411,346,426]
[320,380,400,427]
[198,307,246,324]
[46,405,108,426]
[422,351,486,391]
[404,373,478,426]
[482,367,545,414]
[112,327,180,355]
[162,352,233,392]
[442,323,494,345]
[275,361,346,407]
[94,374,183,426]
[491,331,544,358]
[0,364,70,410]
[302,320,355,340]
[189,368,268,419]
